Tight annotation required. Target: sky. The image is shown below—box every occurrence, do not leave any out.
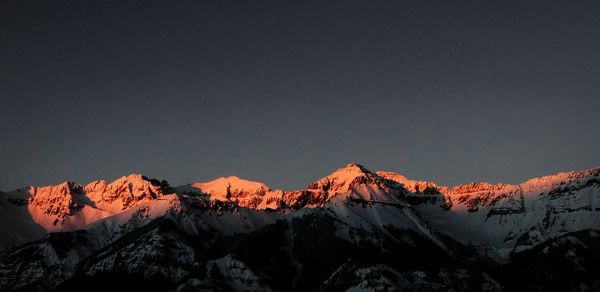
[1,0,600,191]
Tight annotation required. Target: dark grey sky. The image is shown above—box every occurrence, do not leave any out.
[1,0,600,191]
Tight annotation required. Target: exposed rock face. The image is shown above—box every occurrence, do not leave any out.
[28,182,85,227]
[84,174,171,211]
[2,174,174,240]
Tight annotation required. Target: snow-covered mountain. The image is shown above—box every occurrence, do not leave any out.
[0,163,598,291]
[384,167,600,259]
[0,174,176,250]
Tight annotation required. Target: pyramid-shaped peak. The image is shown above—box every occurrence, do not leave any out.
[329,162,374,177]
[307,163,379,192]
[332,162,375,175]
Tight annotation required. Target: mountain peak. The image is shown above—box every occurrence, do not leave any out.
[323,162,373,180]
[81,174,172,216]
[302,163,405,204]
[26,181,87,231]
[338,161,372,173]
[112,173,146,184]
[345,162,365,168]
[192,176,271,203]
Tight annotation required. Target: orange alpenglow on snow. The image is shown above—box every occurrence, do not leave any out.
[23,174,176,232]
[1,163,599,254]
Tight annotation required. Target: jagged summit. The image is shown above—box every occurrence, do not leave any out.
[4,173,177,234]
[26,181,87,230]
[84,173,173,212]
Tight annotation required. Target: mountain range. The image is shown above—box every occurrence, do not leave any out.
[1,163,599,291]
